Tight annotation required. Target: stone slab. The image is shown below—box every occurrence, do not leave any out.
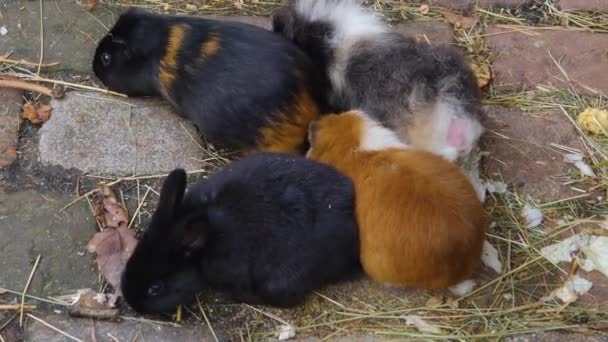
[426,0,529,12]
[0,190,97,296]
[39,92,205,175]
[25,313,216,342]
[487,27,608,96]
[394,20,455,45]
[0,1,119,73]
[559,0,608,11]
[482,106,587,200]
[0,88,22,168]
[38,92,205,176]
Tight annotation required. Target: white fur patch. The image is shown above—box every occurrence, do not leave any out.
[426,100,483,162]
[354,111,408,151]
[294,0,388,47]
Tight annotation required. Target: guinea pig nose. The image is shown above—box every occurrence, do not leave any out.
[100,52,112,66]
[147,281,164,297]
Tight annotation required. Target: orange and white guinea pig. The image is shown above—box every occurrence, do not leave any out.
[306,110,487,288]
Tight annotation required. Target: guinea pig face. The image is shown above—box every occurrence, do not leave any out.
[121,169,209,313]
[121,238,205,314]
[92,10,161,96]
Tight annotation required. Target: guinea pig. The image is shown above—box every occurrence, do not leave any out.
[306,111,487,289]
[93,8,327,155]
[121,153,361,313]
[272,0,484,163]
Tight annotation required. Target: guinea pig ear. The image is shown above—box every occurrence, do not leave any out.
[157,169,188,219]
[171,214,208,252]
[271,6,291,34]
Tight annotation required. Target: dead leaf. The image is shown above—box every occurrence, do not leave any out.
[67,288,119,320]
[419,4,430,14]
[21,102,52,124]
[445,297,459,309]
[471,62,492,89]
[0,143,17,167]
[442,11,477,30]
[425,296,443,307]
[86,186,137,296]
[81,0,97,12]
[95,186,129,230]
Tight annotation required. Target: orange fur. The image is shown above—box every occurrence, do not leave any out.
[257,89,320,155]
[159,24,190,97]
[307,112,487,288]
[200,32,221,59]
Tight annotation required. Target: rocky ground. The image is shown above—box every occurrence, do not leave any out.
[1,0,607,341]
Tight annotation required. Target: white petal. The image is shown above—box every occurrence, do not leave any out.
[522,205,543,228]
[481,240,502,273]
[404,315,441,334]
[449,279,476,296]
[277,324,296,341]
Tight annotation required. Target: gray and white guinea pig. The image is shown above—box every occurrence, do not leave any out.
[272,0,486,197]
[121,153,361,314]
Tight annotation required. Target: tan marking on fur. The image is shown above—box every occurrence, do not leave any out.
[402,105,436,149]
[307,112,487,289]
[256,89,320,155]
[159,24,190,97]
[200,33,221,58]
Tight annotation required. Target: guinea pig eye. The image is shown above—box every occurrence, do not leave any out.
[147,281,164,297]
[100,52,112,66]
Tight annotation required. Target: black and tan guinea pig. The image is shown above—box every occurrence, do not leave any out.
[306,111,486,289]
[121,153,361,314]
[273,0,484,163]
[93,8,327,155]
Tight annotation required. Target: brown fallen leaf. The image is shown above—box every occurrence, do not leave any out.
[0,143,17,168]
[470,62,492,90]
[419,4,430,15]
[86,186,137,296]
[95,186,129,229]
[443,11,477,30]
[425,296,443,307]
[21,102,52,124]
[81,0,97,12]
[68,289,119,320]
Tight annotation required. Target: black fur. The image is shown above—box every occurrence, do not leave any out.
[121,153,361,314]
[93,9,328,151]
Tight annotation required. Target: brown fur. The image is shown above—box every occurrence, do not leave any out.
[307,112,487,288]
[200,32,221,58]
[159,24,190,97]
[257,89,320,154]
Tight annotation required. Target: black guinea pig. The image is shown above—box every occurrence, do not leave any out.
[93,8,326,154]
[121,153,361,314]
